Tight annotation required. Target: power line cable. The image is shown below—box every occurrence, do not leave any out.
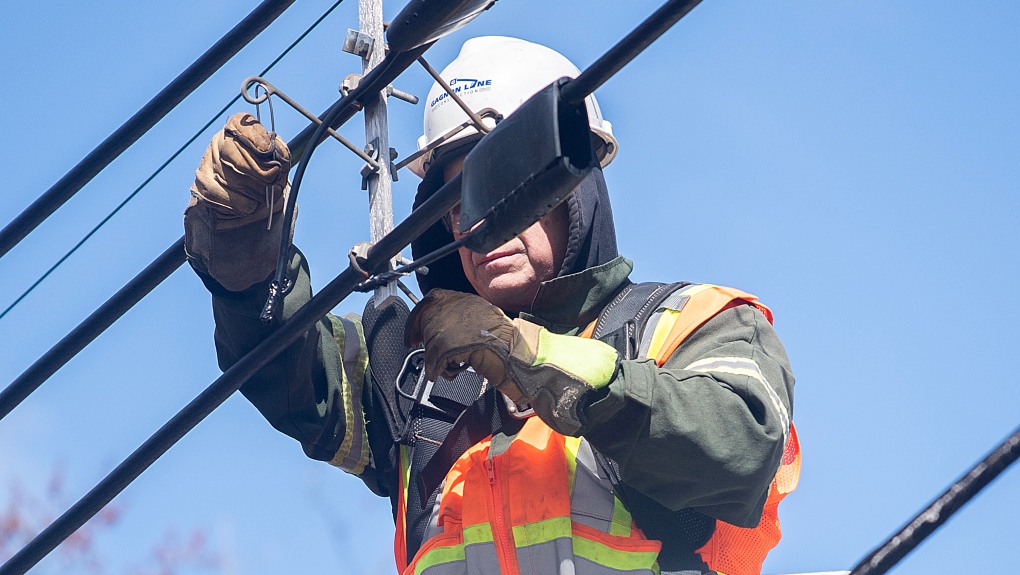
[0,0,298,260]
[0,0,347,323]
[0,0,707,568]
[849,424,1020,575]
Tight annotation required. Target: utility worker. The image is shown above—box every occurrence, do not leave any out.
[184,36,799,575]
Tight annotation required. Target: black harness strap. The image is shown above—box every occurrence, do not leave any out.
[591,281,716,574]
[363,295,487,562]
[365,281,714,568]
[417,389,528,506]
[362,294,414,443]
[593,281,677,359]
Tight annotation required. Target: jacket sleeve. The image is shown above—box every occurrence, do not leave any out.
[579,303,794,528]
[193,246,391,497]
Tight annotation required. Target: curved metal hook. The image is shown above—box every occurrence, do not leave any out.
[240,75,380,170]
[242,75,275,105]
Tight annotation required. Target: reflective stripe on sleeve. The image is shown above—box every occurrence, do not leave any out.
[327,315,371,475]
[684,356,791,441]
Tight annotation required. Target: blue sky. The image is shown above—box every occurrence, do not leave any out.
[1,1,1018,574]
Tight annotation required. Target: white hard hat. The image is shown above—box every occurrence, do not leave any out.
[407,36,619,178]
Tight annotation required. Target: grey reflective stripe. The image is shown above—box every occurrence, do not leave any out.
[518,538,658,575]
[417,537,659,575]
[340,315,361,366]
[574,556,657,575]
[517,537,577,575]
[636,310,660,360]
[463,541,501,574]
[570,439,617,533]
[422,485,444,543]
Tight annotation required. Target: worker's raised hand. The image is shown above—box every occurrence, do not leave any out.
[406,289,622,436]
[190,112,290,229]
[184,113,292,292]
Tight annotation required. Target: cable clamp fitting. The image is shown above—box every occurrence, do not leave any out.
[348,242,374,279]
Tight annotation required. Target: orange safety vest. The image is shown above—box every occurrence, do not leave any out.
[395,284,801,575]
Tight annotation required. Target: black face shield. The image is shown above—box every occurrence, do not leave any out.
[410,159,619,306]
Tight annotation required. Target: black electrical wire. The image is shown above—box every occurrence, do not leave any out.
[0,90,343,423]
[848,424,1020,575]
[0,0,298,260]
[0,0,348,324]
[262,44,434,323]
[0,240,186,422]
[0,172,462,575]
[0,0,709,569]
[0,0,350,424]
[561,0,704,106]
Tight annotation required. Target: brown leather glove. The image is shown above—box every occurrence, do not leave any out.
[406,289,621,436]
[184,113,291,291]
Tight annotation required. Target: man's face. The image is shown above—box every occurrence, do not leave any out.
[443,156,569,314]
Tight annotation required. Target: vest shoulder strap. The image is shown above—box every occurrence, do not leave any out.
[592,281,689,360]
[642,284,773,366]
[588,281,782,572]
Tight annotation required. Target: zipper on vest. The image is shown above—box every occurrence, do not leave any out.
[484,457,519,574]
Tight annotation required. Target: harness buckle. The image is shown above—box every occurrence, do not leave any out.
[502,392,535,419]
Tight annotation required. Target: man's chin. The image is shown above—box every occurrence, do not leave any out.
[475,273,537,312]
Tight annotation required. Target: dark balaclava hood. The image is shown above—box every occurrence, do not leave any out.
[410,163,619,303]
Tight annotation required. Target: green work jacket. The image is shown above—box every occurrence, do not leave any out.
[200,249,794,536]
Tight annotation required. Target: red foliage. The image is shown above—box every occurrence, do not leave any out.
[0,467,221,574]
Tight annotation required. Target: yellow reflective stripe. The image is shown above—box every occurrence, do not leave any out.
[644,308,680,360]
[413,543,466,575]
[326,315,370,474]
[572,533,660,572]
[644,283,717,360]
[533,329,619,388]
[463,522,495,545]
[564,436,582,497]
[421,517,659,573]
[609,495,632,537]
[512,516,572,547]
[400,444,411,506]
[414,524,493,574]
[346,316,371,474]
[343,313,369,383]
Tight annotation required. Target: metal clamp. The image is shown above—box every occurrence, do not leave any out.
[242,76,381,172]
[341,73,418,104]
[502,393,535,419]
[349,243,421,303]
[342,29,375,58]
[360,139,401,189]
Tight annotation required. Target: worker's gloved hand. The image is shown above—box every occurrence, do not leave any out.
[406,289,621,436]
[184,112,292,292]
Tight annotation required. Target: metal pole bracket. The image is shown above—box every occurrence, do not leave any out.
[342,29,375,57]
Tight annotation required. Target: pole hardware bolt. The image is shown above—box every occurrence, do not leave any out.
[342,29,375,58]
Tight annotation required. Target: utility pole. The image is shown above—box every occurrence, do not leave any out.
[359,0,398,303]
